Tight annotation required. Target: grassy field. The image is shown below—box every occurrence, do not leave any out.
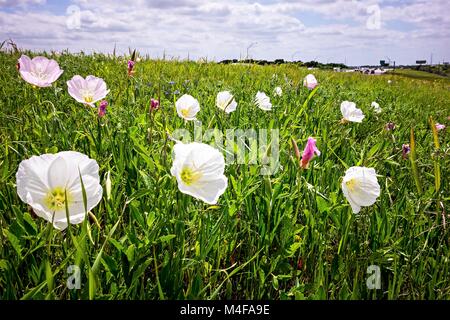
[0,51,449,300]
[389,68,450,83]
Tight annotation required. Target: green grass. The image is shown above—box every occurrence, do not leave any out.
[0,51,449,300]
[389,68,450,83]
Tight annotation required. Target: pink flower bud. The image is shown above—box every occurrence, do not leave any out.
[291,138,300,162]
[300,137,321,169]
[402,144,410,159]
[127,60,135,76]
[385,122,396,131]
[98,100,108,117]
[150,98,160,111]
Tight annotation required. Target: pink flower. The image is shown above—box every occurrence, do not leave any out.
[17,55,63,87]
[300,137,321,169]
[98,100,108,117]
[127,60,135,76]
[402,144,410,159]
[303,74,318,90]
[67,75,110,107]
[150,98,160,111]
[385,122,396,131]
[436,123,446,131]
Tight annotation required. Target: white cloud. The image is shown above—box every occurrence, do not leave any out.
[0,0,46,7]
[0,0,449,65]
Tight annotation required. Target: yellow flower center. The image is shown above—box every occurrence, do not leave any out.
[181,108,190,118]
[180,166,202,185]
[44,187,73,211]
[345,179,359,192]
[84,95,94,103]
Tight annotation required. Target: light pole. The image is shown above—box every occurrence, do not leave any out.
[291,51,301,61]
[246,42,258,60]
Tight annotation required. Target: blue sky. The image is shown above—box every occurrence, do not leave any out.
[0,0,449,66]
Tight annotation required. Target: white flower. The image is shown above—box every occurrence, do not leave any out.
[303,74,318,90]
[340,101,365,123]
[170,142,227,204]
[274,86,282,96]
[175,94,200,120]
[216,91,237,113]
[67,75,110,107]
[371,101,382,113]
[18,55,64,88]
[255,91,272,111]
[341,166,380,214]
[16,151,103,230]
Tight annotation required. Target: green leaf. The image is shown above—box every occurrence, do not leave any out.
[45,260,54,293]
[125,244,135,262]
[367,142,383,159]
[316,196,329,214]
[89,269,96,300]
[159,234,176,243]
[5,229,22,258]
[23,212,37,235]
[287,241,302,257]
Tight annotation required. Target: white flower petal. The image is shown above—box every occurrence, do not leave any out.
[53,220,69,231]
[18,55,32,72]
[31,205,56,226]
[48,156,69,189]
[274,86,282,96]
[51,208,83,230]
[188,143,225,173]
[15,151,103,231]
[170,142,227,204]
[371,102,382,113]
[341,166,380,213]
[255,91,272,111]
[216,91,237,113]
[178,176,227,204]
[226,100,238,113]
[52,210,86,231]
[341,101,364,122]
[67,76,87,103]
[16,154,53,203]
[69,175,103,211]
[176,94,200,120]
[67,75,109,105]
[351,179,380,206]
[17,55,62,87]
[55,151,99,189]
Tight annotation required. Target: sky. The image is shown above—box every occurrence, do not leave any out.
[0,0,449,66]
